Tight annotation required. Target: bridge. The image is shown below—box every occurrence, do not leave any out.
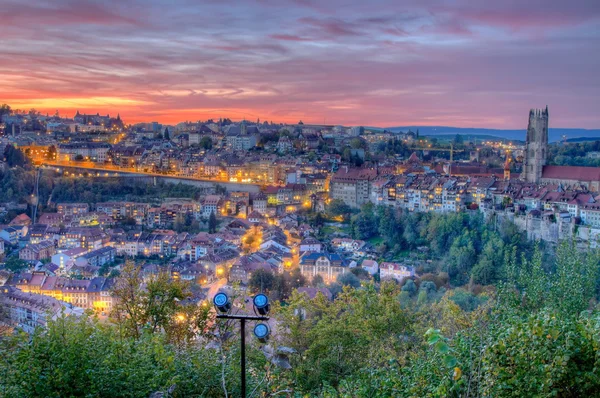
[36,161,263,193]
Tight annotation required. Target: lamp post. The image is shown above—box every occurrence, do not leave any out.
[213,292,271,397]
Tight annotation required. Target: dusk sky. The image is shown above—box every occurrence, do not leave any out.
[2,0,599,128]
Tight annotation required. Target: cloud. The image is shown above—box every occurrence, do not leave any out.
[298,17,363,37]
[269,34,313,42]
[0,0,598,128]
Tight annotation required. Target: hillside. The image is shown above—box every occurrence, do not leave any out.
[369,126,600,143]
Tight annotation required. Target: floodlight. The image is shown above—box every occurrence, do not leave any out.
[253,293,270,315]
[213,292,231,313]
[253,323,270,343]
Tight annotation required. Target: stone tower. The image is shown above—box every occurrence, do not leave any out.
[522,106,549,184]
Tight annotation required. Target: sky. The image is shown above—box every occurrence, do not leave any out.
[1,0,600,128]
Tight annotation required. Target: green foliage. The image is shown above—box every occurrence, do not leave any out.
[199,136,213,149]
[276,284,412,392]
[208,211,217,233]
[325,199,352,219]
[3,145,28,168]
[51,175,206,204]
[337,272,361,288]
[548,141,600,167]
[0,316,228,398]
[481,310,600,397]
[3,256,28,272]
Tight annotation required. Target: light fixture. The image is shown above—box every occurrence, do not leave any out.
[213,292,231,313]
[253,293,270,316]
[253,323,270,343]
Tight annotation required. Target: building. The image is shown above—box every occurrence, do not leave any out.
[57,203,89,216]
[330,167,378,208]
[0,286,82,334]
[522,107,549,184]
[0,225,29,244]
[379,262,414,282]
[521,107,600,190]
[299,237,322,254]
[80,246,116,267]
[12,274,116,313]
[300,252,347,283]
[57,142,111,162]
[19,240,56,262]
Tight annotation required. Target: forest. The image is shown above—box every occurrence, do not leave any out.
[547,141,600,167]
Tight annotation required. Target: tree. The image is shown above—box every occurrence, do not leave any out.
[110,262,146,338]
[4,256,28,272]
[110,262,191,339]
[401,279,417,295]
[350,138,365,149]
[248,269,275,293]
[3,145,28,167]
[208,211,217,233]
[163,128,170,140]
[199,136,213,150]
[312,274,324,286]
[326,199,351,219]
[0,104,11,120]
[337,272,361,289]
[46,145,57,160]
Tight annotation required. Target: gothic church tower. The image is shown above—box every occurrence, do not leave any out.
[522,106,549,184]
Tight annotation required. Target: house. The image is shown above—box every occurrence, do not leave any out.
[177,263,214,285]
[330,167,378,208]
[80,246,116,267]
[0,286,83,334]
[202,195,225,217]
[12,273,117,313]
[379,262,414,282]
[56,203,89,216]
[27,224,50,244]
[19,240,56,262]
[9,213,32,226]
[331,238,366,252]
[252,193,268,215]
[51,247,88,270]
[361,259,379,276]
[247,211,265,224]
[229,255,277,284]
[300,252,347,283]
[0,225,28,244]
[299,237,322,254]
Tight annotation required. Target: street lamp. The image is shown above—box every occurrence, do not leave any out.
[214,293,271,397]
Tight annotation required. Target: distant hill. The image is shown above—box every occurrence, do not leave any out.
[368,126,600,143]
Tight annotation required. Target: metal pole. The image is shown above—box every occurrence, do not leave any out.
[240,318,246,397]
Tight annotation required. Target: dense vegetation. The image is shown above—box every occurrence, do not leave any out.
[548,141,600,167]
[0,163,208,210]
[1,240,599,397]
[321,201,538,287]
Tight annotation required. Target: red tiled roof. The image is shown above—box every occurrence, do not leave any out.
[542,165,600,182]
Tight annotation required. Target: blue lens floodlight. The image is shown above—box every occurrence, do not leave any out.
[253,323,270,343]
[253,294,270,315]
[213,292,231,313]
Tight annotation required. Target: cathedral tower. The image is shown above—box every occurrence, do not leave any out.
[522,106,549,183]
